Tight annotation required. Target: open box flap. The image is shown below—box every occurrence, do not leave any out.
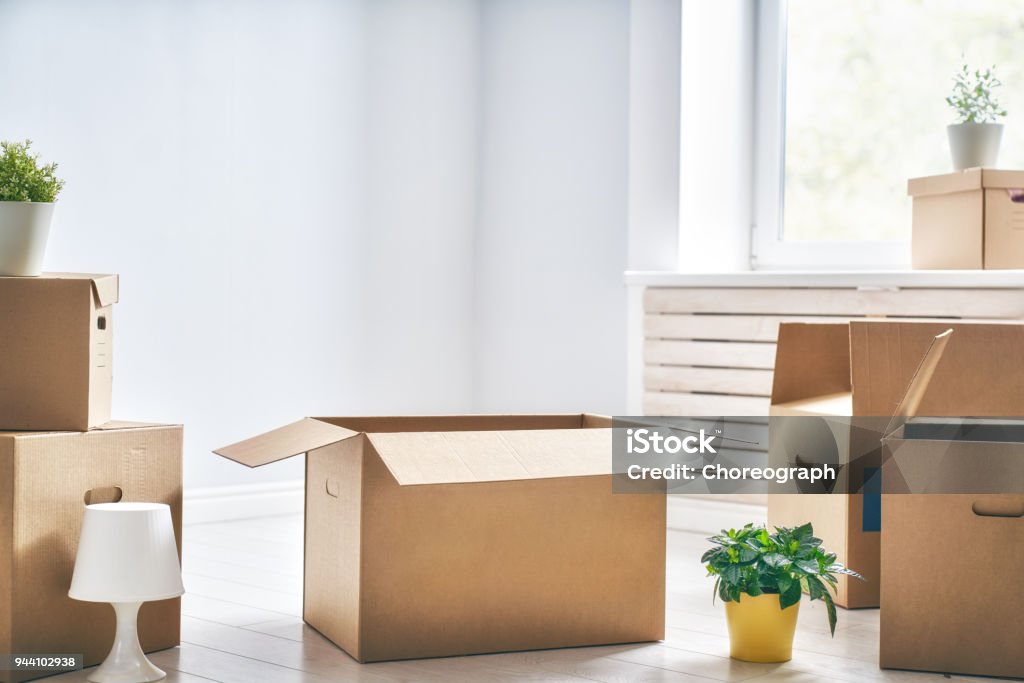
[770,323,852,406]
[90,274,119,308]
[366,428,612,485]
[883,329,954,438]
[214,418,359,468]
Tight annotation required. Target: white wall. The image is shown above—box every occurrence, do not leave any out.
[0,0,634,488]
[474,0,631,414]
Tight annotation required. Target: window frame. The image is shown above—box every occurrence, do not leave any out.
[751,0,911,269]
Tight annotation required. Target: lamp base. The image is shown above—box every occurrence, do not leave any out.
[89,602,166,683]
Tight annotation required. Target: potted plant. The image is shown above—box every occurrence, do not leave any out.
[701,522,862,663]
[945,63,1007,170]
[0,140,65,276]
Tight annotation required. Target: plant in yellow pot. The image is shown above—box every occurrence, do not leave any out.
[702,523,862,663]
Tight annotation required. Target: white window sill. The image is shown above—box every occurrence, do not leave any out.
[624,270,1024,289]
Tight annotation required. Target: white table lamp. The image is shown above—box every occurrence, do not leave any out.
[69,503,184,683]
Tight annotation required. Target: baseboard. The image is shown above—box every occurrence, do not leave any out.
[667,495,767,535]
[183,479,305,525]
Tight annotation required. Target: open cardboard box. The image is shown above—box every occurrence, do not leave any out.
[0,422,183,683]
[769,319,1024,608]
[215,414,666,663]
[879,330,1024,679]
[0,274,118,431]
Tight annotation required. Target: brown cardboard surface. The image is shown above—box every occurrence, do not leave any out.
[875,326,1024,677]
[772,320,1024,607]
[358,447,665,662]
[215,415,666,662]
[768,323,875,607]
[0,274,118,431]
[0,423,182,683]
[984,187,1024,269]
[908,168,1024,268]
[770,323,851,405]
[0,438,12,663]
[304,436,364,659]
[879,494,1024,678]
[850,320,1024,417]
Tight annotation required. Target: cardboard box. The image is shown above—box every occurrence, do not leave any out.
[908,168,1024,269]
[768,319,1024,608]
[0,422,182,683]
[879,330,1024,678]
[215,414,665,663]
[0,274,118,431]
[769,323,882,608]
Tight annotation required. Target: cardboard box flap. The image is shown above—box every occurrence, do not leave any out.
[366,428,611,485]
[771,323,851,405]
[884,329,953,437]
[908,168,1024,197]
[980,168,1024,189]
[908,168,983,197]
[215,418,359,467]
[90,274,119,307]
[38,272,120,307]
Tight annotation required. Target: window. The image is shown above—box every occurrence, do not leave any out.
[753,0,1024,268]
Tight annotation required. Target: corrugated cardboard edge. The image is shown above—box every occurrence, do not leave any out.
[882,329,954,437]
[0,437,12,660]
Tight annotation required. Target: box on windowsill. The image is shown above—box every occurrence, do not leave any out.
[908,168,1024,269]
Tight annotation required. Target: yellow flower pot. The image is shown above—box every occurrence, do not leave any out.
[724,593,800,663]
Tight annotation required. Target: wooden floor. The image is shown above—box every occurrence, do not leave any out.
[50,512,997,683]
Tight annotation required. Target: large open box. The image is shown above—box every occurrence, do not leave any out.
[215,414,666,662]
[0,274,118,431]
[908,168,1024,269]
[879,330,1024,679]
[768,319,1024,608]
[0,422,183,683]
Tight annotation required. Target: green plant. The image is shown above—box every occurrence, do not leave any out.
[0,140,65,202]
[701,523,863,635]
[946,63,1007,123]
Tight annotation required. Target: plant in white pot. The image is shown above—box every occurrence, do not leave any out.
[0,140,65,276]
[945,64,1007,170]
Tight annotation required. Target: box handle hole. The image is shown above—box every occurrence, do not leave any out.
[972,500,1024,518]
[84,486,123,505]
[325,479,340,498]
[97,316,107,331]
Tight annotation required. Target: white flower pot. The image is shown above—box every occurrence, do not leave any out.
[0,201,54,276]
[947,122,1003,170]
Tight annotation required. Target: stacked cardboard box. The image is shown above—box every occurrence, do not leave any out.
[0,274,183,683]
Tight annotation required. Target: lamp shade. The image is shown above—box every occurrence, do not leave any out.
[69,503,184,603]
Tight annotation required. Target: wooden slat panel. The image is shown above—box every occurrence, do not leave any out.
[644,366,773,396]
[645,314,847,342]
[644,287,1024,318]
[645,339,777,368]
[643,392,770,416]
